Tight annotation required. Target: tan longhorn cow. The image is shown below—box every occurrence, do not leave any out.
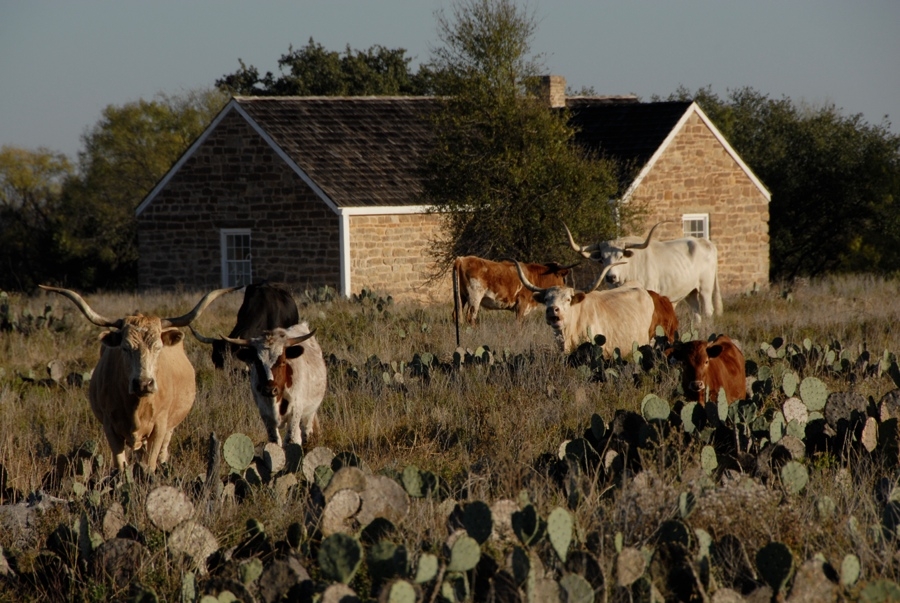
[40,285,238,472]
[512,260,657,357]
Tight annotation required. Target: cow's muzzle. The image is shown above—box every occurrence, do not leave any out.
[688,381,706,393]
[131,377,157,395]
[259,381,281,399]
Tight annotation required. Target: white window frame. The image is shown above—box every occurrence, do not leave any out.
[682,213,710,240]
[220,228,253,287]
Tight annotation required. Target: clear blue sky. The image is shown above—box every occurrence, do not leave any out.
[1,1,897,161]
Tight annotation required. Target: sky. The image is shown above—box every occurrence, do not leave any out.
[1,1,897,161]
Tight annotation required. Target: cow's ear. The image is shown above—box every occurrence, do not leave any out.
[623,249,634,258]
[665,345,684,362]
[161,329,184,346]
[707,344,724,359]
[285,344,305,359]
[534,291,547,304]
[572,292,586,305]
[236,347,256,364]
[99,330,122,348]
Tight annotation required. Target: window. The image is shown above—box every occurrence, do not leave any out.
[220,229,252,287]
[682,214,709,240]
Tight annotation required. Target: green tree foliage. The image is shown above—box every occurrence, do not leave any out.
[51,88,229,289]
[216,37,434,96]
[666,86,900,279]
[423,0,620,273]
[0,147,73,290]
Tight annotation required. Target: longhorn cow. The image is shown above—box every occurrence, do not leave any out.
[565,222,722,322]
[666,335,746,406]
[39,285,238,472]
[512,260,656,357]
[192,322,326,447]
[211,281,300,369]
[452,256,577,345]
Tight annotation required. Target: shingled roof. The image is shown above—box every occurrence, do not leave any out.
[235,96,439,208]
[140,95,704,214]
[566,98,693,170]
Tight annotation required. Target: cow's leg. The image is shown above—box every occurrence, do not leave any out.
[686,291,703,327]
[145,420,167,472]
[285,409,304,447]
[297,411,319,445]
[104,423,128,473]
[697,286,715,319]
[157,428,175,466]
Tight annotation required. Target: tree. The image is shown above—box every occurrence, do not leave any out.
[54,88,228,289]
[422,0,620,273]
[216,38,434,96]
[665,86,900,279]
[0,147,73,290]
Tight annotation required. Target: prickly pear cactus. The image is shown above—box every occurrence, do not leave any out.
[547,507,573,563]
[755,541,795,594]
[559,573,594,603]
[462,500,493,544]
[402,465,423,498]
[782,371,799,397]
[616,547,646,587]
[781,461,809,495]
[146,486,194,533]
[414,553,439,584]
[511,504,545,547]
[799,377,828,412]
[318,533,362,584]
[700,445,718,475]
[223,433,254,472]
[641,394,670,422]
[841,553,860,587]
[447,534,481,572]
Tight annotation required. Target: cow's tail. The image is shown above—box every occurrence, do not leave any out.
[713,272,724,316]
[452,258,462,347]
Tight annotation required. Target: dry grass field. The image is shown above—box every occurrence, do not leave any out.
[1,275,900,601]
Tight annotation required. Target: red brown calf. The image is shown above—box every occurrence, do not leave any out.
[667,335,746,406]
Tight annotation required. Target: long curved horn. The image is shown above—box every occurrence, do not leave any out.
[39,285,121,328]
[286,328,317,346]
[162,286,240,328]
[509,259,544,293]
[586,261,627,293]
[559,261,581,271]
[221,334,253,346]
[563,224,601,259]
[623,220,675,251]
[187,326,220,345]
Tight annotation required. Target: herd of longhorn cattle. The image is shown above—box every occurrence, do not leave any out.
[38,222,744,473]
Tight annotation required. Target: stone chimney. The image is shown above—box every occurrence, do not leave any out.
[534,75,566,108]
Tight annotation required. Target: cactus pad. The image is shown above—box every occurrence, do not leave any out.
[223,434,254,472]
[547,507,573,563]
[560,573,594,603]
[318,533,362,584]
[414,553,439,584]
[462,500,493,544]
[641,394,670,422]
[146,486,194,533]
[447,534,481,572]
[781,461,808,494]
[755,541,795,593]
[799,377,828,411]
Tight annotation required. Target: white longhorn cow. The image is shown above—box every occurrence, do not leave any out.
[192,322,326,447]
[564,222,723,322]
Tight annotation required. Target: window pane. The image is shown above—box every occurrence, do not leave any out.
[223,231,252,287]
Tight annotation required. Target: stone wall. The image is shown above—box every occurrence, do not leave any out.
[628,111,770,294]
[348,212,449,303]
[138,111,341,291]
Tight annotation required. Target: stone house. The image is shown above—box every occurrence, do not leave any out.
[136,77,769,300]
